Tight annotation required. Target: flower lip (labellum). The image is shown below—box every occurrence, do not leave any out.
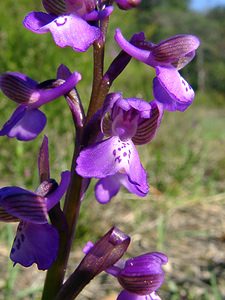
[114,29,200,111]
[117,290,162,300]
[117,252,168,295]
[23,0,113,52]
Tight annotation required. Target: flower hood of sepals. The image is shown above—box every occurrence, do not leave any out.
[101,93,164,145]
[114,29,200,112]
[23,0,113,52]
[0,71,81,141]
[0,171,70,270]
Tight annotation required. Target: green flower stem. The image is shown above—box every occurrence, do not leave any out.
[86,13,110,123]
[41,145,83,300]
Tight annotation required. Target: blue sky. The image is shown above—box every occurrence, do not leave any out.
[190,0,225,11]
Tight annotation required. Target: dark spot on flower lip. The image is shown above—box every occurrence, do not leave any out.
[123,152,127,157]
[16,238,21,250]
[55,17,67,26]
[21,234,25,242]
[115,156,122,163]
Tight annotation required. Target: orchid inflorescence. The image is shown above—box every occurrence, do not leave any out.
[0,0,200,299]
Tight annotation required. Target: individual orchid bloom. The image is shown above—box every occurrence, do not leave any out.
[0,171,70,270]
[0,70,81,141]
[23,0,113,52]
[115,0,141,10]
[76,93,163,203]
[115,29,200,111]
[83,242,167,300]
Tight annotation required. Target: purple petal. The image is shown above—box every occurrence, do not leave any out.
[95,173,148,204]
[42,0,66,15]
[153,66,194,111]
[77,137,149,194]
[65,0,96,15]
[38,136,50,182]
[115,29,151,65]
[0,207,19,222]
[33,13,101,52]
[23,12,56,33]
[95,176,121,204]
[115,29,200,69]
[0,187,47,224]
[1,71,81,106]
[30,72,82,108]
[118,252,167,295]
[0,72,38,104]
[117,290,161,300]
[10,221,59,270]
[133,101,163,145]
[0,107,47,141]
[120,174,148,197]
[116,97,152,118]
[57,64,72,80]
[0,105,26,137]
[46,171,71,211]
[151,34,200,68]
[93,6,114,20]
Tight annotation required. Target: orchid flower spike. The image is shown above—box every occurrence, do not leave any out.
[115,29,200,111]
[23,0,113,52]
[76,93,163,203]
[0,70,81,141]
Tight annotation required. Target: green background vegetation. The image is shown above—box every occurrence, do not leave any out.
[0,0,225,299]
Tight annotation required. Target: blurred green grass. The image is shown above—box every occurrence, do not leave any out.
[0,1,225,299]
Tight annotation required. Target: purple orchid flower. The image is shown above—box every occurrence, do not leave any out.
[83,242,167,300]
[0,70,81,141]
[23,0,113,52]
[76,93,163,203]
[115,29,200,111]
[0,171,70,270]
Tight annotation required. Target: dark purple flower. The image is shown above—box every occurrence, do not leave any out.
[115,29,200,111]
[115,0,141,10]
[0,171,70,270]
[76,93,163,203]
[83,242,167,300]
[0,70,81,141]
[23,0,113,52]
